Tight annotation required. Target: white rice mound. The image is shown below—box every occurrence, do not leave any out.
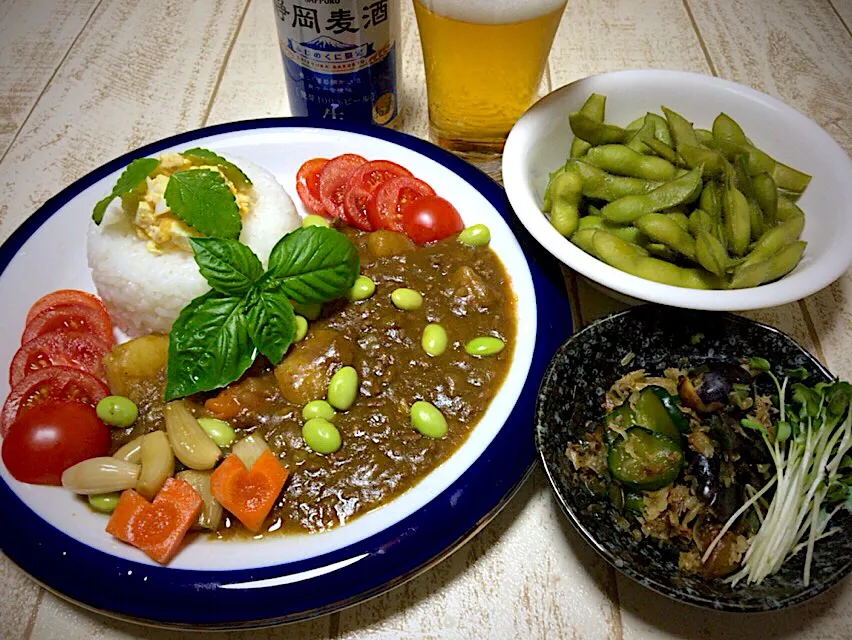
[87,154,300,337]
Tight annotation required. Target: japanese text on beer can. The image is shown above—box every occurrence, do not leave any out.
[273,0,401,126]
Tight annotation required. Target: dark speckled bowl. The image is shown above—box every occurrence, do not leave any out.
[535,305,851,612]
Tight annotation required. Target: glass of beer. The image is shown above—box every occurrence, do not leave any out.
[413,0,567,163]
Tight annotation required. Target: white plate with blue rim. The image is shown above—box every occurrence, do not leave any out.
[0,119,573,629]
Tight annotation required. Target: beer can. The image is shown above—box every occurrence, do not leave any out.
[273,0,401,127]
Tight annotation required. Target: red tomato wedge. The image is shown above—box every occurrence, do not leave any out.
[1,366,109,436]
[22,303,114,346]
[342,160,412,231]
[295,158,329,216]
[25,290,108,327]
[2,401,110,485]
[318,154,367,221]
[401,195,465,244]
[9,330,110,386]
[367,176,436,232]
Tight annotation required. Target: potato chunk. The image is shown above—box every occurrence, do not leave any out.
[274,329,354,405]
[103,335,169,397]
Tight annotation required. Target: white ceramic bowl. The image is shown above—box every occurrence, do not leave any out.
[502,69,852,311]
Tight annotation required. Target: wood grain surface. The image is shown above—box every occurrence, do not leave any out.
[1,0,850,638]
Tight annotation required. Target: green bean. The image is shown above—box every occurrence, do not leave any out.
[293,315,308,342]
[96,396,138,428]
[748,198,765,242]
[197,417,237,448]
[642,137,679,164]
[88,492,121,514]
[350,275,376,301]
[465,336,505,357]
[679,144,725,176]
[730,241,807,289]
[570,93,606,158]
[578,215,603,231]
[569,112,629,145]
[391,287,423,310]
[458,224,491,246]
[662,106,699,150]
[302,214,331,228]
[571,229,598,253]
[645,113,674,147]
[688,209,715,237]
[625,118,656,155]
[302,399,336,421]
[777,196,805,221]
[600,166,703,224]
[302,418,342,454]
[712,113,749,146]
[422,323,448,357]
[410,401,448,439]
[585,144,677,181]
[591,230,719,289]
[752,172,778,226]
[634,213,696,261]
[695,231,729,277]
[565,160,662,201]
[548,168,583,236]
[327,366,358,410]
[739,215,805,268]
[722,181,751,256]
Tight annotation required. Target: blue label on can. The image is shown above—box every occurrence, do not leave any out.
[274,1,400,125]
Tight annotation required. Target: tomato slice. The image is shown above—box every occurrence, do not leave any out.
[9,330,110,386]
[367,176,436,233]
[295,158,329,216]
[25,289,108,327]
[1,366,109,436]
[22,303,114,346]
[401,195,465,244]
[342,160,412,231]
[2,401,110,486]
[318,154,367,221]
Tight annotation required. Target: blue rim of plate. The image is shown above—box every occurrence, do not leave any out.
[0,118,573,629]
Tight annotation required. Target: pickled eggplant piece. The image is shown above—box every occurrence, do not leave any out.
[678,362,752,413]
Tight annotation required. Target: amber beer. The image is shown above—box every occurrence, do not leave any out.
[413,0,566,160]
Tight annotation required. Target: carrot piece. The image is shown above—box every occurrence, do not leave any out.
[204,392,241,419]
[210,450,289,533]
[105,477,202,564]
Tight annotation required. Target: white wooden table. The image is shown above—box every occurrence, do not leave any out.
[1,1,850,638]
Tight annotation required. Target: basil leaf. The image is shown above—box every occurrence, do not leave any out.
[181,147,252,188]
[164,169,241,239]
[266,227,359,304]
[190,237,262,295]
[164,292,256,401]
[247,284,296,364]
[92,157,159,224]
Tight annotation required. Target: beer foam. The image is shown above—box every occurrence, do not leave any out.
[417,0,566,25]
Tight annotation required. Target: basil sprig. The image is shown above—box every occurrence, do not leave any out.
[164,227,359,401]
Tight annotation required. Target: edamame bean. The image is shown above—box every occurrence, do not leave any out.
[645,243,678,261]
[645,112,673,146]
[541,166,564,213]
[302,214,330,228]
[293,301,322,320]
[730,241,807,289]
[578,215,603,231]
[776,196,804,221]
[350,275,376,301]
[642,138,679,164]
[712,113,749,146]
[585,145,677,181]
[748,198,765,241]
[565,160,662,201]
[570,93,606,158]
[625,118,656,155]
[569,112,629,145]
[302,418,342,454]
[458,224,491,246]
[772,161,811,193]
[88,492,121,514]
[678,144,725,176]
[688,209,714,237]
[294,315,308,342]
[752,172,778,225]
[739,214,805,268]
[695,231,729,277]
[571,228,598,253]
[410,401,448,439]
[605,224,647,247]
[422,324,448,357]
[391,287,423,310]
[302,399,336,421]
[600,166,703,224]
[96,396,138,428]
[327,366,358,410]
[548,168,583,236]
[634,213,696,261]
[661,106,699,150]
[722,182,751,256]
[465,336,505,357]
[197,417,236,448]
[665,211,690,231]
